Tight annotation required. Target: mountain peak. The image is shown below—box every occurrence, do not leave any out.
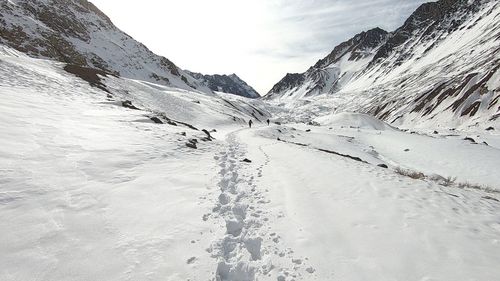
[0,0,211,93]
[312,26,389,70]
[186,71,260,99]
[266,0,499,127]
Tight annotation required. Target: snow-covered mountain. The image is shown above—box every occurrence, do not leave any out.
[266,0,500,130]
[266,27,389,99]
[0,0,212,93]
[2,45,500,281]
[1,1,500,279]
[186,71,261,98]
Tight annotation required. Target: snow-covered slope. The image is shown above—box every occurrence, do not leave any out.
[0,44,270,129]
[266,0,500,130]
[0,0,211,93]
[186,71,261,99]
[1,44,500,281]
[266,27,388,100]
[315,112,396,131]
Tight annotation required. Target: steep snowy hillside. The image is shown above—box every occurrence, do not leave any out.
[0,0,211,93]
[267,0,500,130]
[266,27,389,100]
[187,71,261,98]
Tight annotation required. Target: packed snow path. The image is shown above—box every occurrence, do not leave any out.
[209,130,315,280]
[204,125,500,281]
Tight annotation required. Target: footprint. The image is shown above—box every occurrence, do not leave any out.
[186,257,196,264]
[306,266,315,274]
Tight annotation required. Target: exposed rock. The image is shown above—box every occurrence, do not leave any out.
[317,148,366,163]
[122,100,140,110]
[377,164,389,169]
[264,0,499,128]
[464,137,476,143]
[149,117,163,124]
[186,71,260,98]
[483,196,499,202]
[202,129,214,141]
[185,142,197,149]
[0,0,211,93]
[186,139,198,149]
[63,64,111,93]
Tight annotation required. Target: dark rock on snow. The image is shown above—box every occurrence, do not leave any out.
[122,100,140,110]
[464,137,476,143]
[186,139,198,149]
[149,117,163,124]
[202,129,214,141]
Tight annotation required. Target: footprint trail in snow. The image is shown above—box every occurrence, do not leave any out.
[208,130,316,281]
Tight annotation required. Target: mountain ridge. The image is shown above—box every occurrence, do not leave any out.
[186,71,261,99]
[266,0,500,129]
[0,0,211,94]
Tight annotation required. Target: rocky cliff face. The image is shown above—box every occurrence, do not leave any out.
[266,0,500,129]
[0,0,211,93]
[266,27,389,99]
[186,71,260,99]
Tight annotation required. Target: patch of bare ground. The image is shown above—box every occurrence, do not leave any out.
[394,167,499,195]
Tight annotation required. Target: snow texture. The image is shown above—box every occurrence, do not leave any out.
[1,46,500,280]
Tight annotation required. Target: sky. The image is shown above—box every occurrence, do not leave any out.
[89,0,429,94]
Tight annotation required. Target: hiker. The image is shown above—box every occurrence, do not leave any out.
[266,119,270,126]
[248,119,253,128]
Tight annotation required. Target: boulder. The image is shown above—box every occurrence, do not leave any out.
[122,100,140,110]
[149,117,163,124]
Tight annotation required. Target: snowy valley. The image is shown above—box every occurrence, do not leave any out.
[1,0,500,281]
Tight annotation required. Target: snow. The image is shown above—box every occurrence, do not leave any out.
[245,129,500,280]
[266,1,500,130]
[1,42,500,281]
[0,54,224,281]
[314,112,395,130]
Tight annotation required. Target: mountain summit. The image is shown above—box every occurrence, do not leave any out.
[266,0,500,129]
[0,0,210,93]
[186,71,260,99]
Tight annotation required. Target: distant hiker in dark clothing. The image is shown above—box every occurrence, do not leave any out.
[267,119,270,125]
[248,120,253,128]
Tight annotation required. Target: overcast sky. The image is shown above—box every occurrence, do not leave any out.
[89,0,429,94]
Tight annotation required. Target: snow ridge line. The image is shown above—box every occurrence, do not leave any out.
[210,130,268,280]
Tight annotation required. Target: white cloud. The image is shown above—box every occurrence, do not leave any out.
[89,0,429,94]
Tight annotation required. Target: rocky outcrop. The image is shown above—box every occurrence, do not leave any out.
[186,71,260,98]
[266,0,500,129]
[0,0,211,93]
[265,27,389,99]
